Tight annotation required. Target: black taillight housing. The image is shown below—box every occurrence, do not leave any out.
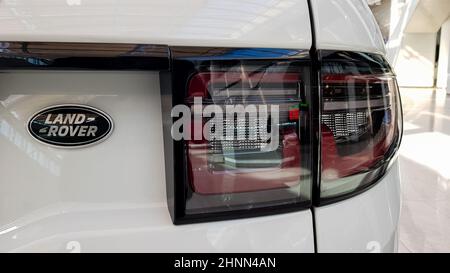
[161,47,313,224]
[318,51,402,203]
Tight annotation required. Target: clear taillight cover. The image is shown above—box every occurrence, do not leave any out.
[319,52,402,200]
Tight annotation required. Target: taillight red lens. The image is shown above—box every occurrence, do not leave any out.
[319,51,402,201]
[186,71,302,195]
[187,72,301,100]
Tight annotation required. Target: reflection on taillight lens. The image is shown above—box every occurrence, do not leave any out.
[186,70,302,195]
[319,52,402,200]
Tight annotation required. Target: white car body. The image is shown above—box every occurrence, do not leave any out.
[0,0,400,252]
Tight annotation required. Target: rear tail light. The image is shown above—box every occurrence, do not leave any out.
[318,51,402,202]
[161,49,401,223]
[161,48,312,223]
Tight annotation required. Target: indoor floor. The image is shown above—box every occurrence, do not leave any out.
[398,88,450,253]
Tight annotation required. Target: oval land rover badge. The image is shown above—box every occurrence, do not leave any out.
[28,105,113,147]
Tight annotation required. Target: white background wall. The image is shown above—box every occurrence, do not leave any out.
[374,0,450,88]
[395,33,437,87]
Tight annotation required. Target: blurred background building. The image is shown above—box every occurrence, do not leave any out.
[368,0,450,93]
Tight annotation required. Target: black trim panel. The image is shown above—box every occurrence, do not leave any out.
[0,42,170,70]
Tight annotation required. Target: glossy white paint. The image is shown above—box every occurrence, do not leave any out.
[310,0,385,54]
[0,71,314,252]
[314,160,401,253]
[1,205,314,252]
[0,0,311,49]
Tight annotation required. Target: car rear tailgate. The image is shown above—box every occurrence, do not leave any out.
[0,42,314,252]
